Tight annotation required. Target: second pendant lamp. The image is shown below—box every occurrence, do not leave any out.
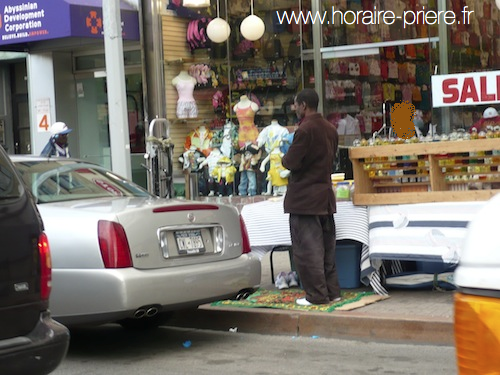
[240,0,265,41]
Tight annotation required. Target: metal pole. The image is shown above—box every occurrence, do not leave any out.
[141,0,166,122]
[103,0,132,179]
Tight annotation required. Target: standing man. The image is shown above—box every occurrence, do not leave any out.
[40,122,72,157]
[281,88,341,306]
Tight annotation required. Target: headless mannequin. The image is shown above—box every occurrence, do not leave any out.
[233,95,259,113]
[173,71,198,119]
[172,70,196,85]
[257,118,289,153]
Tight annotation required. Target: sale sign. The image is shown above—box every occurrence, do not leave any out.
[432,71,500,108]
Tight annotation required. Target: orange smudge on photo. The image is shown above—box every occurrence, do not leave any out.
[391,101,416,139]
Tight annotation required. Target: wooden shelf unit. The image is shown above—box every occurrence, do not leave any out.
[349,139,500,205]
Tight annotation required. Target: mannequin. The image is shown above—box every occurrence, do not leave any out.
[234,95,259,148]
[233,95,260,196]
[172,71,198,119]
[256,119,289,194]
[198,148,222,196]
[259,145,290,196]
[184,125,213,157]
[237,142,261,196]
[179,145,204,172]
[257,118,290,154]
[211,156,237,197]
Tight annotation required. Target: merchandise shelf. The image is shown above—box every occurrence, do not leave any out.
[349,139,500,205]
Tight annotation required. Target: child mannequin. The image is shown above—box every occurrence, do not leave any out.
[212,156,237,197]
[198,148,222,196]
[172,71,198,119]
[259,145,290,196]
[233,95,260,196]
[179,145,204,172]
[184,125,213,157]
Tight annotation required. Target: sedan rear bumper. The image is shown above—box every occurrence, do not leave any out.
[0,312,69,375]
[51,253,261,325]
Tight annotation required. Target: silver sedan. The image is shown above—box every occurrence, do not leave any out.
[11,156,261,328]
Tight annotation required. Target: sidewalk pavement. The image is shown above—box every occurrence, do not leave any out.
[169,250,455,346]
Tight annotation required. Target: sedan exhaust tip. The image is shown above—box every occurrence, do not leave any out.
[146,306,159,317]
[134,309,147,319]
[133,305,161,319]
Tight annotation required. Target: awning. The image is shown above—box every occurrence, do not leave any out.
[0,0,139,46]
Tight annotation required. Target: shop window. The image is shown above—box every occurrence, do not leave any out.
[445,0,500,132]
[165,0,310,196]
[321,0,438,48]
[322,39,437,145]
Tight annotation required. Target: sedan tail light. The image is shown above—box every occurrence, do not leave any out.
[38,232,52,301]
[239,216,251,254]
[98,220,133,268]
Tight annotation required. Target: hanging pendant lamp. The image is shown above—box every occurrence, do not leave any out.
[240,0,265,41]
[207,0,231,43]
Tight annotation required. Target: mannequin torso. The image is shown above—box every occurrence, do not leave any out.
[257,119,290,153]
[234,95,259,148]
[173,71,198,118]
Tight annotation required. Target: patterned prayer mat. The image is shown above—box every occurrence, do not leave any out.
[211,288,389,313]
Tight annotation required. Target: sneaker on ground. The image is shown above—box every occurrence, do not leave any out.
[287,271,299,287]
[331,297,342,302]
[296,297,313,306]
[275,271,289,290]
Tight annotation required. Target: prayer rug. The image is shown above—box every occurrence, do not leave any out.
[211,288,389,313]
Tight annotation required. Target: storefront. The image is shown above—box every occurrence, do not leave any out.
[161,0,500,197]
[0,0,147,185]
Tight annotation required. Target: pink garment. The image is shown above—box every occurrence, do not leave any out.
[175,79,196,102]
[236,105,259,148]
[175,79,198,119]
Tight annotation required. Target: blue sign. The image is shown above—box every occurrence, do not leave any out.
[0,0,139,46]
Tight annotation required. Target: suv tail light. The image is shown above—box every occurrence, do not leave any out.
[38,232,52,301]
[98,220,133,268]
[239,216,251,254]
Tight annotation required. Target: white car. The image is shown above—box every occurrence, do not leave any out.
[454,193,500,373]
[11,156,261,328]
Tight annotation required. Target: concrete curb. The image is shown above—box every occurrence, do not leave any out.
[167,305,454,346]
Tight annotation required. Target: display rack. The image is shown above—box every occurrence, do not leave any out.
[349,139,500,205]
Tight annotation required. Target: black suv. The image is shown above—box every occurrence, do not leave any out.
[0,146,69,374]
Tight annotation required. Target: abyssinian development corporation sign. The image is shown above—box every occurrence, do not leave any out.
[0,0,139,46]
[432,71,500,108]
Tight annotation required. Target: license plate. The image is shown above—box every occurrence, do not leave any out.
[174,229,205,255]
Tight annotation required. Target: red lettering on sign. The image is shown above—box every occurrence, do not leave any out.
[480,76,496,101]
[442,78,459,104]
[460,78,479,103]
